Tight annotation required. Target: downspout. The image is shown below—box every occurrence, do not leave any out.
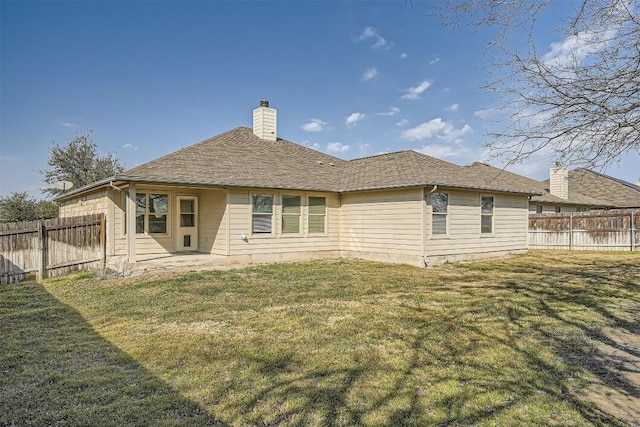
[109,181,124,192]
[424,185,438,267]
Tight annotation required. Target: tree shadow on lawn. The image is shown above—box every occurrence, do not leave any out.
[0,282,225,427]
[495,256,640,424]
[214,256,638,426]
[503,277,640,424]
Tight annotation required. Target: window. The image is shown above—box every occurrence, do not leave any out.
[481,196,494,234]
[431,192,448,234]
[180,199,195,227]
[536,204,543,214]
[129,193,168,234]
[308,196,326,233]
[282,195,301,234]
[252,194,273,234]
[555,206,562,213]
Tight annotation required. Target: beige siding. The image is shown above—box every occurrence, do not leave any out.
[425,190,528,263]
[197,189,227,255]
[59,189,117,255]
[113,190,126,256]
[340,188,424,265]
[227,189,339,259]
[111,186,228,259]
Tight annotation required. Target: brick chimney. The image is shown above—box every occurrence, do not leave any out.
[253,100,277,141]
[549,163,568,199]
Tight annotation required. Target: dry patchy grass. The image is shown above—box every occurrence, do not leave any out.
[1,251,639,426]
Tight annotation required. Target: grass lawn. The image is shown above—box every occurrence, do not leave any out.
[1,251,639,426]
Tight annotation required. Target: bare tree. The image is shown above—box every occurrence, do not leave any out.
[437,0,639,169]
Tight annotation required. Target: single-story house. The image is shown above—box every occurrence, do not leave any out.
[55,101,544,270]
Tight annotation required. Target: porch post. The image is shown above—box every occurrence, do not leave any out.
[126,183,137,263]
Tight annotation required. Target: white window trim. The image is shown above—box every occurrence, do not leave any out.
[430,192,449,237]
[307,195,327,235]
[124,191,170,236]
[251,192,275,237]
[481,195,494,235]
[281,194,303,236]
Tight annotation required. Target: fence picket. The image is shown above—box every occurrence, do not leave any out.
[529,209,640,251]
[0,214,105,284]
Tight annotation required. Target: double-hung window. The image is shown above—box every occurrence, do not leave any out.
[481,196,494,234]
[282,195,301,234]
[308,196,326,233]
[133,193,168,234]
[252,194,274,234]
[431,192,448,235]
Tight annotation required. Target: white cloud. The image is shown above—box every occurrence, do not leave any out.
[396,118,409,127]
[345,112,366,127]
[58,121,79,128]
[302,118,328,132]
[415,144,468,159]
[444,103,459,112]
[400,52,408,59]
[543,29,617,68]
[358,143,372,157]
[401,118,472,143]
[302,140,322,150]
[401,80,432,100]
[358,27,392,50]
[376,107,400,116]
[327,142,349,153]
[123,143,138,151]
[362,67,378,81]
[429,57,440,65]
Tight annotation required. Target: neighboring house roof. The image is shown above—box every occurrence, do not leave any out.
[540,168,640,208]
[466,162,612,207]
[55,127,543,202]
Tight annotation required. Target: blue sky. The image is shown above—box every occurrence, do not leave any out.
[2,0,638,199]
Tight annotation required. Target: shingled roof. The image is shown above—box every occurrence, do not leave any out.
[540,168,640,208]
[56,127,544,201]
[121,127,346,191]
[466,162,612,207]
[341,153,541,193]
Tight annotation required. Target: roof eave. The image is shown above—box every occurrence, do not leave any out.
[339,181,543,195]
[53,176,118,202]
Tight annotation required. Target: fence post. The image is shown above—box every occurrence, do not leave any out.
[100,213,106,271]
[631,210,635,252]
[36,221,47,282]
[569,213,573,250]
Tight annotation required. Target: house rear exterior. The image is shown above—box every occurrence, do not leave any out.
[56,102,543,270]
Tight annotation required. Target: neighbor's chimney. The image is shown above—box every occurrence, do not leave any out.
[549,163,568,199]
[253,100,277,141]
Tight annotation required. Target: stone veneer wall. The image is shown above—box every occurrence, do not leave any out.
[58,190,110,218]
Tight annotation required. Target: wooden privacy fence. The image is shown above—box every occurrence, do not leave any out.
[0,214,105,284]
[529,210,639,251]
